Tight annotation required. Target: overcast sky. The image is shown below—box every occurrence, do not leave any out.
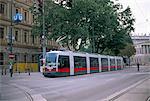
[116,0,150,35]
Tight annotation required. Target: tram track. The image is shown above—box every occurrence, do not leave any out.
[0,82,33,101]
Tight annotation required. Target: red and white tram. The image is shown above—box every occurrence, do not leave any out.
[42,50,123,77]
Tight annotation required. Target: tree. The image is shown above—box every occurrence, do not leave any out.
[119,43,136,66]
[31,0,135,55]
[120,44,136,58]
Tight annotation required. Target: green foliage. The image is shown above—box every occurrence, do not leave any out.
[31,0,135,55]
[119,44,136,57]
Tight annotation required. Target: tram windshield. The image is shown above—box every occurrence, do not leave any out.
[46,53,57,66]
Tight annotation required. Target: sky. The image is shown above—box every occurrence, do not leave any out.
[116,0,150,36]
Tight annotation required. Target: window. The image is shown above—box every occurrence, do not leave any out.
[90,57,99,73]
[110,59,115,66]
[31,35,35,44]
[46,53,57,66]
[110,59,115,71]
[15,55,17,61]
[0,27,4,39]
[101,58,108,71]
[16,8,18,13]
[117,59,121,69]
[24,32,27,43]
[58,55,70,68]
[101,58,108,66]
[15,30,18,41]
[74,56,87,74]
[24,11,27,21]
[0,3,5,14]
[24,55,27,62]
[32,55,34,62]
[74,56,86,68]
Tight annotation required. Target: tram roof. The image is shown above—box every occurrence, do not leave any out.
[47,50,122,58]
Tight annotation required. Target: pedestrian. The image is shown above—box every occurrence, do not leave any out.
[9,64,13,77]
[137,62,140,71]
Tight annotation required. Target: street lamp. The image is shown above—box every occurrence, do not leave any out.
[7,0,23,77]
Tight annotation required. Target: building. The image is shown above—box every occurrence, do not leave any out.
[0,0,59,72]
[131,35,150,65]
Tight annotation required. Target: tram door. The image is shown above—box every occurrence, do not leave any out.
[117,59,121,70]
[90,57,99,73]
[101,58,108,72]
[74,56,87,75]
[58,55,70,76]
[110,59,115,71]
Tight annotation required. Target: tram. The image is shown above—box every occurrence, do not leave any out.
[42,50,123,77]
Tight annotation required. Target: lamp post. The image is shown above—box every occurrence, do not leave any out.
[8,0,23,77]
[42,0,46,68]
[42,0,46,58]
[8,0,13,77]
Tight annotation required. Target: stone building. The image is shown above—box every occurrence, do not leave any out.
[0,0,59,69]
[130,35,150,65]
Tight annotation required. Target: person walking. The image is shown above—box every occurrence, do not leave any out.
[137,62,140,72]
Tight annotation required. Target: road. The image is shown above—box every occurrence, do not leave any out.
[0,66,150,101]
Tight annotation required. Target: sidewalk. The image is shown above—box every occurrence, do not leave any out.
[114,77,150,101]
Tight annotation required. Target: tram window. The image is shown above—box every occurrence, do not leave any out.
[101,58,108,66]
[110,59,115,66]
[46,53,57,64]
[74,56,86,68]
[90,57,99,67]
[117,59,121,66]
[58,55,70,68]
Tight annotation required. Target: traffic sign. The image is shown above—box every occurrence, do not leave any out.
[13,13,23,23]
[9,54,15,59]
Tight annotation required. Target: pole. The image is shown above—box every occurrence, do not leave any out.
[42,0,46,61]
[9,0,13,77]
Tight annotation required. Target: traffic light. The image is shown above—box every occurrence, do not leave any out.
[33,0,43,14]
[33,2,38,14]
[60,0,72,9]
[37,0,43,14]
[66,0,72,8]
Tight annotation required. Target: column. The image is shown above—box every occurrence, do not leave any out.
[149,45,150,54]
[143,45,146,54]
[146,45,149,54]
[142,45,144,54]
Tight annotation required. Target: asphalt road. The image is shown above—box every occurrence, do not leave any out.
[0,66,150,101]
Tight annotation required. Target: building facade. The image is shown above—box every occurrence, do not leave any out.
[131,35,150,65]
[0,0,59,70]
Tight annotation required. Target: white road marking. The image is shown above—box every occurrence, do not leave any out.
[97,77,149,101]
[32,94,47,101]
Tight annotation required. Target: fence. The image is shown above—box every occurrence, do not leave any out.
[0,62,39,75]
[13,63,38,73]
